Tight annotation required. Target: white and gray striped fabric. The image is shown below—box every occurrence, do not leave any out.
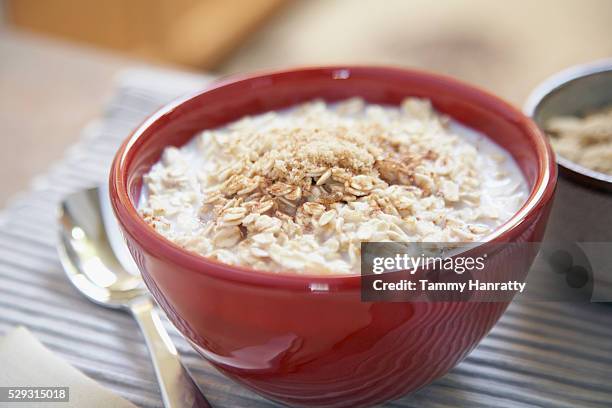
[0,67,610,408]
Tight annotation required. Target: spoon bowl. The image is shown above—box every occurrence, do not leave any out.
[58,187,146,308]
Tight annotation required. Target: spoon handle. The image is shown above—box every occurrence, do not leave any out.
[130,297,211,408]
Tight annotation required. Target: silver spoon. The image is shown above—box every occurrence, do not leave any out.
[57,186,210,408]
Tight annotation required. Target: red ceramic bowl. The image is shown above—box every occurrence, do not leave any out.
[110,66,557,407]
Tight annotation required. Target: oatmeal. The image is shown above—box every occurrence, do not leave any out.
[545,105,612,175]
[138,98,528,275]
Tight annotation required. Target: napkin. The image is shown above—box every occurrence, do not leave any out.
[0,327,138,408]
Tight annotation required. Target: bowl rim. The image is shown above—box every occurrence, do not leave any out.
[110,65,557,289]
[523,58,612,191]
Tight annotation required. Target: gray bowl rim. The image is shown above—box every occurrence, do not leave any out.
[524,59,612,192]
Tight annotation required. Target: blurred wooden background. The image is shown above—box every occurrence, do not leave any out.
[6,0,285,68]
[1,0,612,206]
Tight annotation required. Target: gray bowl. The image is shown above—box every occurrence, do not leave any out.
[524,59,612,242]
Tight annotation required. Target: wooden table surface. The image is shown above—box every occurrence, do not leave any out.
[1,0,612,206]
[0,29,132,206]
[219,0,612,105]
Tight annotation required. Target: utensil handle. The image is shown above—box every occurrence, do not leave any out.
[130,298,211,408]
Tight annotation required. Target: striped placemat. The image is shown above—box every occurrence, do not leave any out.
[0,67,610,408]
